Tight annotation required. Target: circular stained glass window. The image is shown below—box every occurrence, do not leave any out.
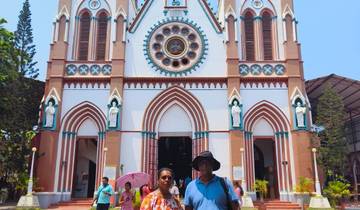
[145,20,206,74]
[165,37,187,57]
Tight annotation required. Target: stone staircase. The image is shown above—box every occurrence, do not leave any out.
[254,200,302,210]
[48,198,94,210]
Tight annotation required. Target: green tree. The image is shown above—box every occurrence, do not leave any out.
[316,85,347,177]
[0,18,18,83]
[0,17,44,201]
[14,0,38,79]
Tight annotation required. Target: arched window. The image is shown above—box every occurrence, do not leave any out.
[244,12,255,61]
[285,14,294,42]
[96,12,108,61]
[58,15,66,42]
[262,11,273,60]
[78,11,91,60]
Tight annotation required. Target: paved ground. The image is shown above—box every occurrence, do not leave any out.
[0,202,16,210]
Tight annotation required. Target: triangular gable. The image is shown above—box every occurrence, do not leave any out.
[282,4,295,18]
[57,5,70,20]
[108,88,122,105]
[128,0,222,33]
[45,87,61,104]
[290,86,306,105]
[228,88,242,105]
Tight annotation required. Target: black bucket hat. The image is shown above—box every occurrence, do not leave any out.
[192,151,221,171]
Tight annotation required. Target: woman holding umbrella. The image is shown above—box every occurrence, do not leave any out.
[119,182,135,210]
[140,168,182,210]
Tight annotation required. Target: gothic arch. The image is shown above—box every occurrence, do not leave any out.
[244,100,289,132]
[243,100,293,193]
[54,102,106,193]
[142,86,208,132]
[142,86,209,184]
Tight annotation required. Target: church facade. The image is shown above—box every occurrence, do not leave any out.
[35,0,315,206]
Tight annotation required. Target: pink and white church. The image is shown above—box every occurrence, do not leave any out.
[34,0,316,207]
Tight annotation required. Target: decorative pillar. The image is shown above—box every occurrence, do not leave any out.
[312,148,321,195]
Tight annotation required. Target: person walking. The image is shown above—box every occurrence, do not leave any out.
[184,151,239,210]
[140,184,151,202]
[140,168,183,210]
[233,181,244,207]
[120,182,135,210]
[93,177,114,210]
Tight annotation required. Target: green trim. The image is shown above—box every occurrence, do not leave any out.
[141,131,156,138]
[194,131,209,139]
[143,17,209,77]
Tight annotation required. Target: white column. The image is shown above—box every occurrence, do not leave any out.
[234,18,238,43]
[103,147,108,175]
[27,147,37,195]
[312,148,321,195]
[240,147,247,192]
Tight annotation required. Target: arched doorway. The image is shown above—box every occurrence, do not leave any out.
[72,138,97,198]
[142,86,209,184]
[55,102,106,199]
[243,101,292,199]
[254,139,279,199]
[158,137,192,185]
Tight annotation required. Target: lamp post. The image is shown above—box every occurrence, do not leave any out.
[308,147,331,208]
[27,147,37,195]
[240,147,246,192]
[240,147,255,209]
[312,148,321,196]
[103,147,108,174]
[17,147,40,208]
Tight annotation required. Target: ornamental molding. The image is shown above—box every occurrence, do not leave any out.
[65,63,112,76]
[239,63,286,76]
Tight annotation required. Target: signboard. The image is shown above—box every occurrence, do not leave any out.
[232,166,243,180]
[104,166,117,180]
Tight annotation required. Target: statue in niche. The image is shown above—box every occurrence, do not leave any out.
[109,101,119,128]
[231,100,241,128]
[295,102,306,128]
[45,101,56,128]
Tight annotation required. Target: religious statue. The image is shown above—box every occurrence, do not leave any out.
[45,101,56,128]
[295,102,306,128]
[109,101,119,128]
[231,100,241,128]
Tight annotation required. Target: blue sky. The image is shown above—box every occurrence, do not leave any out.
[1,0,359,81]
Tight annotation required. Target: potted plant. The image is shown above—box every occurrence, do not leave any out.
[295,177,313,210]
[323,179,350,208]
[254,179,268,202]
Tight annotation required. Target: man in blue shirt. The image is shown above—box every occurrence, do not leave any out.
[184,151,239,210]
[93,177,114,210]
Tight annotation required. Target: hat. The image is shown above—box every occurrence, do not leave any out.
[192,151,221,171]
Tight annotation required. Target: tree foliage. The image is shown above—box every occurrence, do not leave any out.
[0,17,44,200]
[316,85,347,177]
[0,19,18,84]
[14,0,38,79]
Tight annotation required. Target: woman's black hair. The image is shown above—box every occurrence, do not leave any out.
[139,184,147,196]
[157,167,173,179]
[125,181,132,188]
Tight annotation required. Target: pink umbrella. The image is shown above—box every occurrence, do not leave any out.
[116,172,150,188]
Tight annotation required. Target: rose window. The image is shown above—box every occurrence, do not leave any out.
[144,19,207,75]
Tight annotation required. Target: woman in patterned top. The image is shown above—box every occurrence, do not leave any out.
[140,168,183,210]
